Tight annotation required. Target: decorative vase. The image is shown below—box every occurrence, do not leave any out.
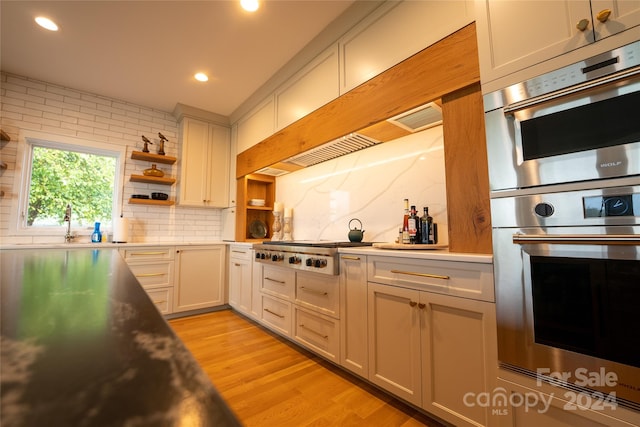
[271,211,282,241]
[143,164,164,177]
[91,222,102,243]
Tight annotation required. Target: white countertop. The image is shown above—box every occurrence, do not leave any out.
[0,241,230,250]
[338,246,493,264]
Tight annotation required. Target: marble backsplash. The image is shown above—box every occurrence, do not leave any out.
[275,126,448,245]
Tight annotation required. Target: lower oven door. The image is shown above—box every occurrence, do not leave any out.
[493,226,640,409]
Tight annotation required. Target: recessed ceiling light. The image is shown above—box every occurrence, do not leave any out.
[241,0,259,12]
[35,16,59,31]
[194,73,209,82]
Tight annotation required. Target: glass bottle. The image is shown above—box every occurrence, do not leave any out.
[91,222,102,243]
[408,205,419,243]
[402,199,410,244]
[420,207,432,244]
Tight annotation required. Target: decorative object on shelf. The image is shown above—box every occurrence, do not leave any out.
[151,192,169,200]
[283,217,292,241]
[249,220,267,239]
[249,198,265,206]
[91,222,102,243]
[157,132,168,156]
[348,218,365,242]
[271,211,282,241]
[141,135,152,153]
[131,194,150,199]
[143,164,164,177]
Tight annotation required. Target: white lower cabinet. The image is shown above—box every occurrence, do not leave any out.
[261,293,292,336]
[173,245,225,313]
[120,247,175,315]
[294,306,340,363]
[340,254,369,378]
[228,245,253,316]
[367,280,498,426]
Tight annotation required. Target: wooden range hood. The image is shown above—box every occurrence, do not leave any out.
[236,23,492,254]
[237,23,479,178]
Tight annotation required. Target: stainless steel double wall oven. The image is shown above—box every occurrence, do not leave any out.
[484,40,640,410]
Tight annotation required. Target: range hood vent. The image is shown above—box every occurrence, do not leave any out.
[282,133,381,168]
[255,166,290,177]
[387,102,442,132]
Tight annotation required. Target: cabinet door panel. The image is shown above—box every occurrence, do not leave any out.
[276,45,339,131]
[180,118,209,206]
[173,246,225,312]
[476,0,593,85]
[207,124,230,207]
[367,282,422,406]
[420,292,497,427]
[340,254,368,378]
[236,97,275,153]
[592,0,640,39]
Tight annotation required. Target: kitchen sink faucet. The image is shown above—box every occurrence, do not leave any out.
[64,204,74,243]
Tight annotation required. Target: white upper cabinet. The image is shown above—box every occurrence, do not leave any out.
[476,0,640,92]
[179,117,230,208]
[275,45,340,131]
[340,0,475,93]
[236,97,275,154]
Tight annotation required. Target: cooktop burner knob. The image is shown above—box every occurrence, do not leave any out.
[289,256,300,264]
[314,259,327,268]
[306,258,313,267]
[260,253,266,259]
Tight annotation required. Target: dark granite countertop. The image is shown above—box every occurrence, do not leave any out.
[1,248,241,427]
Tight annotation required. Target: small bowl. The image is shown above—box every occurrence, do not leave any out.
[151,192,169,200]
[249,199,266,206]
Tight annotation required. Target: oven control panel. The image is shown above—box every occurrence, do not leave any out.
[583,193,639,218]
[254,251,337,275]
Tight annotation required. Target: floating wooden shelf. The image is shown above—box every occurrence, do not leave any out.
[128,198,175,206]
[0,130,10,142]
[131,151,176,164]
[130,174,176,185]
[247,205,273,211]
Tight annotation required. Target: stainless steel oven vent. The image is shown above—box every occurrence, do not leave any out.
[387,102,442,132]
[282,133,381,167]
[255,166,290,177]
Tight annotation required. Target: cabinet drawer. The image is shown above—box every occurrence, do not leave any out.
[128,262,173,289]
[121,247,174,262]
[261,295,292,337]
[296,271,340,319]
[262,265,295,300]
[145,287,173,315]
[229,245,252,261]
[368,256,494,302]
[294,307,340,363]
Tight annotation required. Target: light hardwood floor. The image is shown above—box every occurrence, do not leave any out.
[169,309,447,427]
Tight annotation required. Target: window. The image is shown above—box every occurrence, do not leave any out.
[17,132,124,234]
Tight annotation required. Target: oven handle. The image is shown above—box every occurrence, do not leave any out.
[513,234,640,245]
[503,65,640,114]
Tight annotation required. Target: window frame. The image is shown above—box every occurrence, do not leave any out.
[12,130,125,238]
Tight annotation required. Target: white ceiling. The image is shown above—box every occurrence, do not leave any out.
[1,0,358,119]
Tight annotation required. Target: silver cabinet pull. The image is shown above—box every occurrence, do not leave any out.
[390,269,450,280]
[299,324,328,339]
[131,251,167,256]
[152,300,166,304]
[341,255,361,261]
[231,250,246,254]
[135,272,166,277]
[300,286,328,296]
[265,277,285,284]
[263,308,285,318]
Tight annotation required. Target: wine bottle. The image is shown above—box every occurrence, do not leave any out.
[420,207,432,244]
[402,199,410,244]
[408,205,419,243]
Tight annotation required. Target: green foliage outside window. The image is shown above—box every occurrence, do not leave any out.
[28,146,116,227]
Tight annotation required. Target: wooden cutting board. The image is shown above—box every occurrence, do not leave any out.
[372,243,448,250]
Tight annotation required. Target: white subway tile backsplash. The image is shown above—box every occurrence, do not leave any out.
[0,72,224,244]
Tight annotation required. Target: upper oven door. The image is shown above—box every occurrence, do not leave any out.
[484,44,640,192]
